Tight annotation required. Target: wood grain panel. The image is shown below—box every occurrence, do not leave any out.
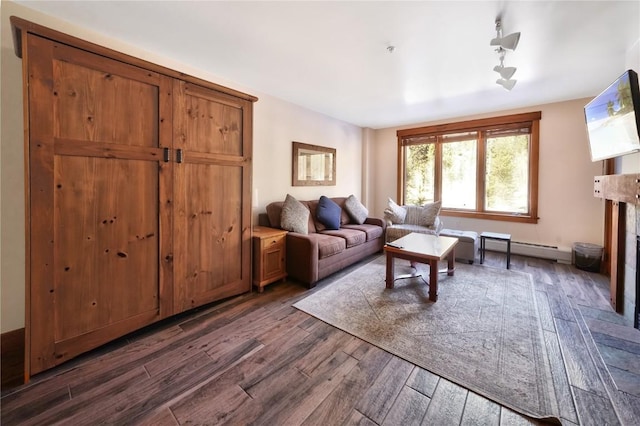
[26,32,58,375]
[406,367,439,398]
[459,392,501,425]
[25,34,167,375]
[172,79,251,313]
[54,156,159,341]
[422,379,467,424]
[381,386,430,425]
[301,346,393,425]
[53,58,158,146]
[179,82,243,156]
[158,74,174,319]
[175,163,244,310]
[355,356,414,423]
[54,138,163,161]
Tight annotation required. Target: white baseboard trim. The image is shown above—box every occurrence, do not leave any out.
[483,240,572,264]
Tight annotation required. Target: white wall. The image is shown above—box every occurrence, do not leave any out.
[252,97,362,218]
[371,99,606,252]
[0,1,362,333]
[1,1,27,334]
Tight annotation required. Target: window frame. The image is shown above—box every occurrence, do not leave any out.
[396,111,541,224]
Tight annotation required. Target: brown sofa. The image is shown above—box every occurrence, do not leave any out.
[259,197,386,288]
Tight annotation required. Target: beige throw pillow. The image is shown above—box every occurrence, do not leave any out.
[344,194,368,224]
[384,198,407,224]
[419,200,442,227]
[280,194,310,234]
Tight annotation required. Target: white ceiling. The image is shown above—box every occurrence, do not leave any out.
[13,1,640,129]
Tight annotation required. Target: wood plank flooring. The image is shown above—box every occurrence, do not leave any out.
[2,252,640,425]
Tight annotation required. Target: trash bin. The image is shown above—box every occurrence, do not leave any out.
[573,242,603,272]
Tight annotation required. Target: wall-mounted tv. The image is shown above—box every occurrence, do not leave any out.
[584,69,640,162]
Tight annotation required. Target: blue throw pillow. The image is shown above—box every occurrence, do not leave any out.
[316,196,341,230]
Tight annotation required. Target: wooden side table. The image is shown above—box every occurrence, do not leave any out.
[480,232,512,269]
[252,226,288,292]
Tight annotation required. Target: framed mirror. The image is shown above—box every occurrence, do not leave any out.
[292,142,336,186]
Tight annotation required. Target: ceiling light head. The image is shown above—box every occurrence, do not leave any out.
[387,45,396,53]
[496,78,517,91]
[491,32,520,50]
[493,65,517,80]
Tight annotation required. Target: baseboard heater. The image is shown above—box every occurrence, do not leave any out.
[483,240,572,264]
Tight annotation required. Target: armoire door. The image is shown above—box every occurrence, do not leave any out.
[25,34,173,374]
[172,81,252,312]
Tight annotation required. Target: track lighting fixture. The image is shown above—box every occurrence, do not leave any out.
[496,78,517,90]
[490,18,519,90]
[490,18,520,51]
[493,48,516,79]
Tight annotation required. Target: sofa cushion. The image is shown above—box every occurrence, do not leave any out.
[342,223,384,241]
[384,198,407,224]
[344,194,368,225]
[386,223,437,242]
[280,194,310,234]
[320,228,366,248]
[313,233,346,259]
[316,196,341,230]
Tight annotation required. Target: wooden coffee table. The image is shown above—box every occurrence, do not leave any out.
[384,233,459,302]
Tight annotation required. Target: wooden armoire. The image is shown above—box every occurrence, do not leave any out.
[11,17,257,377]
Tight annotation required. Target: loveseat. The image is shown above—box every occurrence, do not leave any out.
[259,195,386,288]
[384,199,478,264]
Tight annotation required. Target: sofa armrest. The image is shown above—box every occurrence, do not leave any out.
[364,217,386,231]
[258,213,271,227]
[286,233,319,287]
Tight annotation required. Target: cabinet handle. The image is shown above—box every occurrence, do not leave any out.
[163,147,170,162]
[176,149,183,164]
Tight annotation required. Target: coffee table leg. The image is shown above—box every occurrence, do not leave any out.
[447,248,455,276]
[386,254,395,289]
[429,260,438,302]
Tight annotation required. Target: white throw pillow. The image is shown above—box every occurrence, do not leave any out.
[384,198,407,224]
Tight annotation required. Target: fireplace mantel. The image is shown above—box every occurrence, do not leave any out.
[594,173,640,204]
[593,173,639,313]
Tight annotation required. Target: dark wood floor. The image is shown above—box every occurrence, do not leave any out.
[1,252,640,425]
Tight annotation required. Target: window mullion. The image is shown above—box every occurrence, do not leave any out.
[435,138,443,203]
[477,131,486,212]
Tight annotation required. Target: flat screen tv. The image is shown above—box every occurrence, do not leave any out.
[584,69,640,162]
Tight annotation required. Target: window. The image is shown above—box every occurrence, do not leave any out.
[397,112,541,223]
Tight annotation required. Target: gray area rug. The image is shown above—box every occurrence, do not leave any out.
[294,256,561,421]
